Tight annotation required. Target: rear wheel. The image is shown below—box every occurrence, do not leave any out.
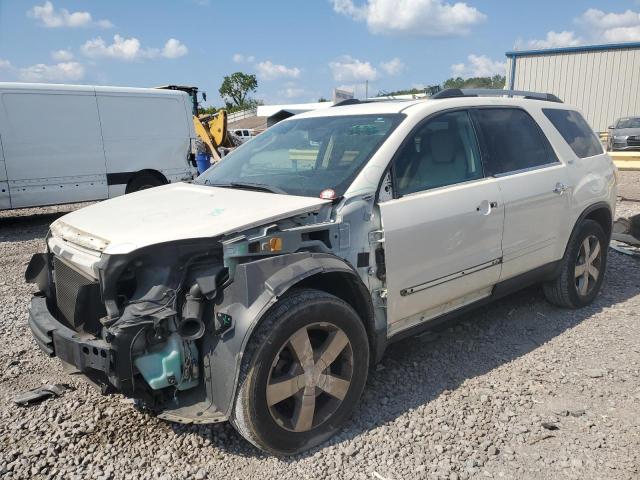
[125,172,165,193]
[230,289,369,455]
[543,219,608,308]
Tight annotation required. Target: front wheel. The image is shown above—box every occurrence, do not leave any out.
[543,219,608,308]
[230,289,369,455]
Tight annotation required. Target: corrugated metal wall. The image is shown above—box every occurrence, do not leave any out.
[507,47,640,131]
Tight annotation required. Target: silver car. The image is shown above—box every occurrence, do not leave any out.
[608,116,640,151]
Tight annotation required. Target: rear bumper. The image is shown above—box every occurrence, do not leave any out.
[28,295,112,378]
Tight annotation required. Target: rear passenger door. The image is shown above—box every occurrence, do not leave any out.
[380,110,504,335]
[471,107,572,280]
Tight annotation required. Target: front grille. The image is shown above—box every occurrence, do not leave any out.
[53,257,105,333]
[627,136,640,147]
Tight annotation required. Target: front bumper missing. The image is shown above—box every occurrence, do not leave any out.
[28,295,112,378]
[28,294,227,424]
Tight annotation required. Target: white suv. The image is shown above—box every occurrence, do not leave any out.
[26,89,616,455]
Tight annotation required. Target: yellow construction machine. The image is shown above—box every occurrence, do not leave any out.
[157,85,236,162]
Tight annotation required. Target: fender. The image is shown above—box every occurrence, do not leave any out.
[202,252,379,418]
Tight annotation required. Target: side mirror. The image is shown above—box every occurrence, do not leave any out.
[202,92,207,102]
[608,125,614,129]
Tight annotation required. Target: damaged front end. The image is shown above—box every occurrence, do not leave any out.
[27,237,230,423]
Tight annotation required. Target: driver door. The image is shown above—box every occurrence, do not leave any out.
[378,110,504,336]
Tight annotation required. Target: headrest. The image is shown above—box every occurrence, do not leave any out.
[430,129,456,163]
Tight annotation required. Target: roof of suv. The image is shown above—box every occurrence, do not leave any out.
[294,95,571,120]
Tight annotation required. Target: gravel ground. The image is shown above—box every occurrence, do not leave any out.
[1,195,639,480]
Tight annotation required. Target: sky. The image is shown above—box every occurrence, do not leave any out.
[1,0,640,107]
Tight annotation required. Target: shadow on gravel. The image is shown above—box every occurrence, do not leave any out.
[0,212,68,242]
[172,251,640,460]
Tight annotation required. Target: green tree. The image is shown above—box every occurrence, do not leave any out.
[443,75,505,89]
[198,106,218,116]
[219,72,258,108]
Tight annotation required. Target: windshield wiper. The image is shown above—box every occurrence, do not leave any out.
[207,181,287,195]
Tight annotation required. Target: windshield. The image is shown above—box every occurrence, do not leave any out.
[617,117,640,129]
[196,114,403,197]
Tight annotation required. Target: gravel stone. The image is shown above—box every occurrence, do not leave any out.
[1,196,640,479]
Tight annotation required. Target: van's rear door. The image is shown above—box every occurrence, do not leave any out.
[95,88,194,196]
[0,85,108,208]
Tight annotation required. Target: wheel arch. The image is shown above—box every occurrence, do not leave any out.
[559,201,612,265]
[582,203,613,239]
[206,252,384,419]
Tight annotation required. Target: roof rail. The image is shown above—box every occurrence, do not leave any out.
[332,98,366,107]
[430,88,563,103]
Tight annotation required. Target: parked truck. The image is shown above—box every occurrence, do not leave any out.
[0,82,198,210]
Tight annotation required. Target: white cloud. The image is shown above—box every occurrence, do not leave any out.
[28,1,113,28]
[278,86,307,99]
[521,9,640,50]
[577,8,640,42]
[451,54,506,77]
[525,31,583,49]
[81,35,149,61]
[256,60,301,80]
[19,62,85,82]
[380,57,405,75]
[331,0,486,36]
[81,35,187,61]
[162,39,188,58]
[0,58,12,70]
[232,53,255,63]
[51,49,74,62]
[578,8,640,30]
[329,55,377,81]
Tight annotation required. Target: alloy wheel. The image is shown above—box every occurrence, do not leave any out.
[575,234,602,297]
[266,322,353,432]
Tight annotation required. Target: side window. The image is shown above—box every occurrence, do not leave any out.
[472,108,558,175]
[393,110,483,196]
[542,108,603,158]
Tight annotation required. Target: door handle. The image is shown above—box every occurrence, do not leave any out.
[553,182,568,195]
[476,200,498,215]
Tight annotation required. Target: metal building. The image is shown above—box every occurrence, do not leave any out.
[506,42,640,132]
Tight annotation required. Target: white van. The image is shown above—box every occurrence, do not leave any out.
[0,83,197,210]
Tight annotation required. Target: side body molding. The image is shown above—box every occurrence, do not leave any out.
[203,252,378,417]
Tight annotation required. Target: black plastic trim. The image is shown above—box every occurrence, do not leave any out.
[106,172,134,186]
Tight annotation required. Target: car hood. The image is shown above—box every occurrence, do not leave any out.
[611,128,640,137]
[50,183,329,255]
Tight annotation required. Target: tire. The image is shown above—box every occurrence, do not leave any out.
[230,289,369,455]
[125,173,165,193]
[543,219,608,308]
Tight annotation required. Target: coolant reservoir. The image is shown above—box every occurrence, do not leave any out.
[134,333,198,391]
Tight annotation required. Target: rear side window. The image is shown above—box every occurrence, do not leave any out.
[472,108,558,175]
[543,109,603,158]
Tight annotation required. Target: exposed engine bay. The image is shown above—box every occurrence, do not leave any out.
[25,197,381,424]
